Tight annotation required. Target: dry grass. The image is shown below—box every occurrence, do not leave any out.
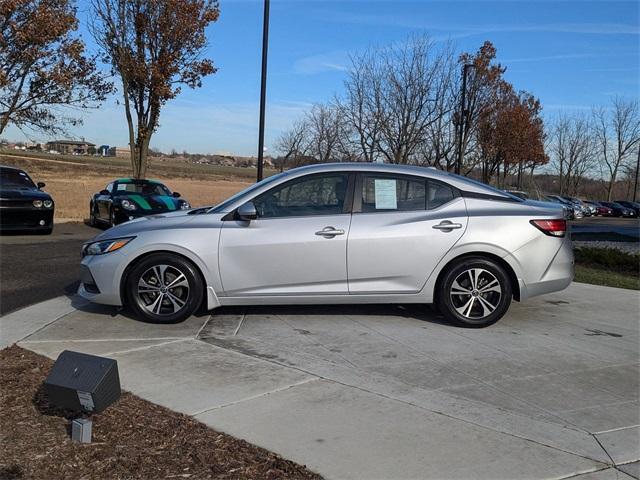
[1,153,252,221]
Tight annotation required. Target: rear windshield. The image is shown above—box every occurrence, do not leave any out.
[453,175,523,202]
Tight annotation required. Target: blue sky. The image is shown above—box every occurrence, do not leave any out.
[6,0,639,156]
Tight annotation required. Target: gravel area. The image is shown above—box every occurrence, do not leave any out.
[572,240,640,254]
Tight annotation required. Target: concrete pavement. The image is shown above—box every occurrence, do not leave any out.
[2,282,638,479]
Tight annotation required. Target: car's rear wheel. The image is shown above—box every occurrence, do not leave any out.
[126,253,203,324]
[436,256,512,328]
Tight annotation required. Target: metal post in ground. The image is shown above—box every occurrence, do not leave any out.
[456,64,474,176]
[256,0,270,182]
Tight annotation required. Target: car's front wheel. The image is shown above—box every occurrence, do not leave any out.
[126,253,204,323]
[436,256,512,328]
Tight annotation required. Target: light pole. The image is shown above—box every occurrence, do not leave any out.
[456,63,475,176]
[256,0,270,182]
[634,143,639,202]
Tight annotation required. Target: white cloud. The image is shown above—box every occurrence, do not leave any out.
[292,50,350,74]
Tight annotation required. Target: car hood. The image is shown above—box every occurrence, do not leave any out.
[0,187,52,200]
[88,209,220,242]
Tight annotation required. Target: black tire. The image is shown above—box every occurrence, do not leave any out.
[89,202,97,227]
[436,256,512,328]
[125,253,203,324]
[109,207,117,227]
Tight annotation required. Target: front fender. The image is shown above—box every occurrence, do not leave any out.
[115,240,222,310]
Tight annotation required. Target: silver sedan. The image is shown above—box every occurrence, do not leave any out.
[79,163,573,328]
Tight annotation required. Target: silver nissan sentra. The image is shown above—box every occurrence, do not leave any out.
[79,163,573,328]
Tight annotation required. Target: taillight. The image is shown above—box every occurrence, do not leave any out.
[530,219,566,237]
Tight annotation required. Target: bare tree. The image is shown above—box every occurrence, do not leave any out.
[274,119,309,169]
[0,0,111,135]
[593,97,640,200]
[339,50,384,162]
[376,35,449,164]
[91,0,219,178]
[549,114,595,196]
[305,103,344,163]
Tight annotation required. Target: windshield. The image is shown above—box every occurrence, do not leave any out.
[209,172,289,212]
[114,182,171,196]
[0,168,36,188]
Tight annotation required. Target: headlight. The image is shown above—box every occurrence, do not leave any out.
[82,237,135,256]
[43,200,53,208]
[180,202,191,210]
[33,200,43,208]
[120,199,137,211]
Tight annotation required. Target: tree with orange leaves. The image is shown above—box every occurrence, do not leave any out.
[91,0,219,178]
[0,0,111,136]
[478,82,547,188]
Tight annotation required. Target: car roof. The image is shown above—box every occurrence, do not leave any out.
[285,163,515,198]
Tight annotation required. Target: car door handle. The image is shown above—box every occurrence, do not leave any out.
[432,221,462,231]
[315,226,345,237]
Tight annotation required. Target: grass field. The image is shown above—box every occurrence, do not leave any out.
[573,246,640,290]
[0,150,268,220]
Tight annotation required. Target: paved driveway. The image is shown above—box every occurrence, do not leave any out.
[3,283,638,479]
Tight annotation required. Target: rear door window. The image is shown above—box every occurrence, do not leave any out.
[361,175,426,212]
[427,180,455,210]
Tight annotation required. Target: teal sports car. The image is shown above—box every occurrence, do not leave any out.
[89,178,191,227]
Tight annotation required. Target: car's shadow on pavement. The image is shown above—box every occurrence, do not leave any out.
[63,288,450,327]
[65,289,211,324]
[213,303,451,327]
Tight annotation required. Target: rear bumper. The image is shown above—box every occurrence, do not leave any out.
[518,238,574,301]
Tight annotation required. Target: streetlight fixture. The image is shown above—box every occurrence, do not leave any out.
[256,0,270,183]
[456,63,475,176]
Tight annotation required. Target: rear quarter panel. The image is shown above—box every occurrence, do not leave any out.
[419,198,568,301]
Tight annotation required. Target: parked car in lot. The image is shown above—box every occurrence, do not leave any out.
[544,195,578,219]
[560,196,592,217]
[505,190,529,200]
[79,163,573,328]
[89,178,191,227]
[614,200,640,216]
[598,201,636,218]
[583,200,613,216]
[0,165,54,234]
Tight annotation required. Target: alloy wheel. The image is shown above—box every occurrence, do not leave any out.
[449,268,502,319]
[137,264,190,316]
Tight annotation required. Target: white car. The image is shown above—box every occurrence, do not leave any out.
[79,163,573,328]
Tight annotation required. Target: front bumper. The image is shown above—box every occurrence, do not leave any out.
[0,207,54,231]
[78,252,126,306]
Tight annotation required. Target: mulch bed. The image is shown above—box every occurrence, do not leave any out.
[0,345,322,479]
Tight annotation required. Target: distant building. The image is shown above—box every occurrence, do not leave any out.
[108,146,129,157]
[45,139,95,155]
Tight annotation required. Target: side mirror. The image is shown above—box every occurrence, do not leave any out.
[99,189,110,195]
[237,201,258,221]
[172,192,181,198]
[37,182,46,189]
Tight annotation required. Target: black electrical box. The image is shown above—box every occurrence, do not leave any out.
[43,350,121,414]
